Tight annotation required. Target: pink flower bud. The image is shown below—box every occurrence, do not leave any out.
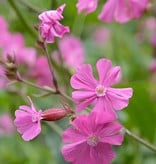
[41,105,74,121]
[41,108,67,121]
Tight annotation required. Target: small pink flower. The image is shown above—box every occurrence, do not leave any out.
[76,0,98,15]
[31,56,53,87]
[14,97,42,141]
[0,16,8,32]
[0,65,9,89]
[62,111,124,164]
[53,35,85,70]
[70,58,133,115]
[14,97,70,141]
[1,33,24,51]
[0,113,14,136]
[38,4,70,43]
[99,0,149,23]
[92,27,110,45]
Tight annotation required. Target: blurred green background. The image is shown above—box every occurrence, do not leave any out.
[0,0,156,164]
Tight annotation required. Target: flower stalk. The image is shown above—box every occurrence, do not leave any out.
[125,128,156,152]
[43,43,59,92]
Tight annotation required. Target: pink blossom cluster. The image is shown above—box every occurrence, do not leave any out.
[0,16,37,88]
[0,16,36,68]
[12,3,134,164]
[61,58,133,163]
[0,16,53,88]
[76,0,149,23]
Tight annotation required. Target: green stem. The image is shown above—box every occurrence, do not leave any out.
[7,0,38,38]
[51,0,58,9]
[18,73,72,103]
[125,128,156,152]
[18,0,43,13]
[18,75,56,93]
[43,43,59,91]
[59,90,73,101]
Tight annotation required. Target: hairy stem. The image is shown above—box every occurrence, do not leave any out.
[43,43,59,91]
[51,0,58,9]
[125,128,156,152]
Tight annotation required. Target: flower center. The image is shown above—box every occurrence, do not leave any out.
[95,85,106,97]
[87,135,99,147]
[32,112,40,123]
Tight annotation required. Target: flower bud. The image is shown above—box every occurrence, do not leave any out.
[4,55,18,80]
[41,108,67,121]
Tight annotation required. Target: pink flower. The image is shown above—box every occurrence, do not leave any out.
[0,16,8,33]
[38,4,70,43]
[14,98,42,141]
[92,27,110,45]
[1,32,36,67]
[70,58,133,115]
[31,56,53,87]
[99,0,149,23]
[0,113,14,136]
[14,97,71,141]
[76,0,98,15]
[0,65,9,89]
[0,16,10,48]
[62,112,124,164]
[53,35,85,70]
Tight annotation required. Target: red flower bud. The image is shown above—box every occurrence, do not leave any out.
[41,108,67,121]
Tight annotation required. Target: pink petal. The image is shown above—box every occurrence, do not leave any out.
[71,115,92,135]
[107,87,133,110]
[19,106,34,113]
[62,128,87,143]
[96,58,112,84]
[90,143,115,164]
[76,0,98,15]
[93,97,117,118]
[76,95,97,112]
[53,22,70,38]
[114,0,131,23]
[98,122,124,145]
[72,90,95,102]
[108,88,133,98]
[104,66,121,86]
[70,64,98,90]
[22,122,41,141]
[62,141,88,163]
[98,0,116,22]
[15,110,31,120]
